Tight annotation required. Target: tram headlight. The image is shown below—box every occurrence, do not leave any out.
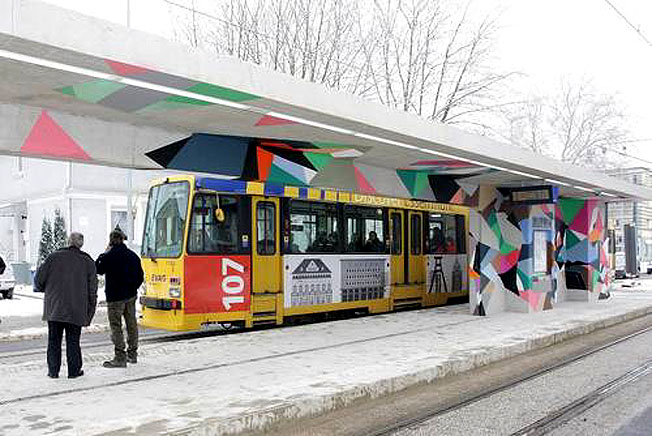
[169,287,181,298]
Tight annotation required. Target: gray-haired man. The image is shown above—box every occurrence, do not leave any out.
[35,232,98,379]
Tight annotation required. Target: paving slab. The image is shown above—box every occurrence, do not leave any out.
[1,286,652,436]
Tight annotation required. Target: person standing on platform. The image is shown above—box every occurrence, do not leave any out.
[96,230,144,368]
[35,232,97,379]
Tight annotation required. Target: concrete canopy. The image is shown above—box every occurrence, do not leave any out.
[1,0,651,200]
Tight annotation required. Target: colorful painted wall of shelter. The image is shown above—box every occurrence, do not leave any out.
[555,198,609,296]
[469,187,608,316]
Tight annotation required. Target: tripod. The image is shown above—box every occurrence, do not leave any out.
[429,256,448,293]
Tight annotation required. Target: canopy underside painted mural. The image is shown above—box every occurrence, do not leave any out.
[0,1,650,200]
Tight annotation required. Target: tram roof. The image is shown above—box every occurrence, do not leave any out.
[190,176,470,214]
[1,1,651,201]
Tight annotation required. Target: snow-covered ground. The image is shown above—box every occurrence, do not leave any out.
[1,286,652,435]
[0,286,43,318]
[0,286,112,341]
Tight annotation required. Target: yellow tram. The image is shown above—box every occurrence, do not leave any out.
[140,175,469,331]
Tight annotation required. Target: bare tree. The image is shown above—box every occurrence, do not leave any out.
[498,80,629,169]
[168,0,513,129]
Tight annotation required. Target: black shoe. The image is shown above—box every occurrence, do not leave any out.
[68,370,84,379]
[103,359,127,368]
[47,373,59,379]
[127,356,137,364]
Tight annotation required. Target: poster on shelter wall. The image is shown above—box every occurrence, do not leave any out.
[283,255,390,308]
[425,254,468,293]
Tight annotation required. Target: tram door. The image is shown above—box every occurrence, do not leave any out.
[408,211,425,284]
[251,196,281,293]
[389,209,406,285]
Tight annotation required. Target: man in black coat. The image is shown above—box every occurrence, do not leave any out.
[35,232,98,379]
[96,229,144,368]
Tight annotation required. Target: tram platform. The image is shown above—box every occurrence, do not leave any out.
[2,283,652,435]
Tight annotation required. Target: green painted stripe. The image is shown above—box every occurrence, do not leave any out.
[186,83,260,102]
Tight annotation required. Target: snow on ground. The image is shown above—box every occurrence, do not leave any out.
[1,287,652,435]
[0,286,43,318]
[0,286,128,341]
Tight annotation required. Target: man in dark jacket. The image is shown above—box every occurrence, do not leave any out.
[0,254,5,275]
[35,232,97,379]
[96,230,144,368]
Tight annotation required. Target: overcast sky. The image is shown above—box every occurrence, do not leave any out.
[42,0,652,168]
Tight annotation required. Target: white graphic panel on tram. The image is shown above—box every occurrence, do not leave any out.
[284,255,391,308]
[425,254,467,293]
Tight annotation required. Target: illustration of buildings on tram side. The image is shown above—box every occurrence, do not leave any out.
[340,258,387,302]
[290,258,333,306]
[426,254,466,293]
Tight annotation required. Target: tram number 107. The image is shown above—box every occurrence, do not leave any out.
[221,257,247,311]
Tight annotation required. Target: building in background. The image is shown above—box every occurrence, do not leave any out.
[606,167,652,265]
[0,156,178,266]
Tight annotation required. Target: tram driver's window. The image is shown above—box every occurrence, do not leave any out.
[257,202,276,255]
[188,194,240,254]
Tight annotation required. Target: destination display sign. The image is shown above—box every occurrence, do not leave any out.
[508,185,558,204]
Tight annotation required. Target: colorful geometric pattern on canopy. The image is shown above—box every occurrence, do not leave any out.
[58,59,262,113]
[255,115,300,127]
[21,111,91,161]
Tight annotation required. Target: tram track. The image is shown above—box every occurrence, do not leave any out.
[0,326,237,361]
[0,317,482,406]
[366,316,652,436]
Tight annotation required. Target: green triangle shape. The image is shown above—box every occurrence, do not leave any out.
[397,170,418,196]
[304,152,334,171]
[59,86,76,97]
[164,95,214,106]
[138,100,203,112]
[186,83,260,102]
[592,268,600,289]
[558,199,585,225]
[414,172,430,195]
[487,211,501,240]
[267,164,307,186]
[61,80,126,103]
[500,238,516,255]
[565,229,582,250]
[517,268,532,289]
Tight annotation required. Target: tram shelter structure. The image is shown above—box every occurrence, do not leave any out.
[1,0,651,316]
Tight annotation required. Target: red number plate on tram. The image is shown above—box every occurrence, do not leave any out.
[184,256,251,313]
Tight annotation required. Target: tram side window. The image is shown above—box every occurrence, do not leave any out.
[344,206,385,253]
[188,194,241,254]
[428,213,466,254]
[391,213,402,254]
[410,214,422,255]
[257,202,276,255]
[288,201,338,253]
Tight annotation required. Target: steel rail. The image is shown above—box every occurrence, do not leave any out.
[367,316,652,436]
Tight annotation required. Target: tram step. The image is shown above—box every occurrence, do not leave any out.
[253,311,277,318]
[392,297,422,309]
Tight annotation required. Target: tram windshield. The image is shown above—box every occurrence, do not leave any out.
[142,182,190,258]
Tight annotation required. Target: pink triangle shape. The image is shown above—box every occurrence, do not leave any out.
[104,59,150,76]
[568,203,590,234]
[22,111,91,161]
[255,115,299,127]
[354,167,377,194]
